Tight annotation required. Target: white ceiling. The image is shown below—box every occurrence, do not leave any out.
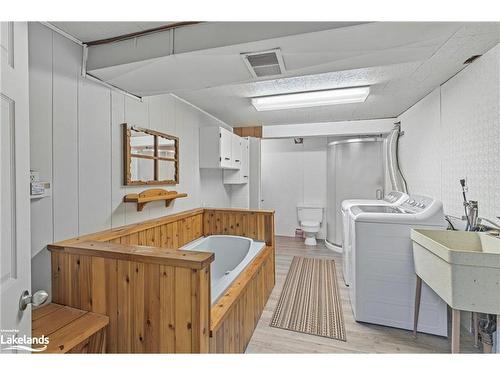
[75,22,500,126]
[50,22,175,42]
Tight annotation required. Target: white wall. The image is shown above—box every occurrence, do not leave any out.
[29,23,231,296]
[399,43,500,221]
[261,137,328,238]
[230,184,250,209]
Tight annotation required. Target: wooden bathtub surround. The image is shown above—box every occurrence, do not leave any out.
[32,303,109,353]
[210,245,275,353]
[47,207,275,354]
[202,208,276,353]
[123,188,188,212]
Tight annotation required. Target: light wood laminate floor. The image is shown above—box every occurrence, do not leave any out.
[246,236,479,353]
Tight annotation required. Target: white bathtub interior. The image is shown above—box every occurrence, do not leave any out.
[181,235,266,303]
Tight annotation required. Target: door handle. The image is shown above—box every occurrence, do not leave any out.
[19,290,49,311]
[224,157,230,160]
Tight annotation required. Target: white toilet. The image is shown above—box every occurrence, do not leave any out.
[297,205,324,246]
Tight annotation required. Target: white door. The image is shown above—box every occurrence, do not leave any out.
[1,22,33,352]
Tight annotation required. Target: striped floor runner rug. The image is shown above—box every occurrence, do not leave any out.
[270,256,346,341]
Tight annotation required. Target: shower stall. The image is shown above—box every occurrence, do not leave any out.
[326,137,385,249]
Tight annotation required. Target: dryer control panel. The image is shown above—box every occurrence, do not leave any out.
[383,191,405,203]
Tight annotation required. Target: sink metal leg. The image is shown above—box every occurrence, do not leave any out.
[497,315,500,354]
[472,312,479,348]
[451,309,461,353]
[413,275,422,337]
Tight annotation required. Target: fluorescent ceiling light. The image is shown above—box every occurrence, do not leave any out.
[251,86,370,111]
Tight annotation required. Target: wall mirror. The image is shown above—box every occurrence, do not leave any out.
[123,123,179,185]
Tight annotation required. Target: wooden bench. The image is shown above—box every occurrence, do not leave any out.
[32,303,109,353]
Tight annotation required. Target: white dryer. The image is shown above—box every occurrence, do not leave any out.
[348,195,448,336]
[340,191,408,286]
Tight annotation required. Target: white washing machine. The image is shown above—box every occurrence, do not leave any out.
[348,195,448,336]
[340,191,408,286]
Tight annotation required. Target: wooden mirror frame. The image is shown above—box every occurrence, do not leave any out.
[123,123,179,186]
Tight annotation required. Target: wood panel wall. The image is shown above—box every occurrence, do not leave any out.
[48,207,275,354]
[233,126,262,138]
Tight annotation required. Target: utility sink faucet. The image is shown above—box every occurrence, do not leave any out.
[475,216,500,238]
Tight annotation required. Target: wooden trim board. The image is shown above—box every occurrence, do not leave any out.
[233,126,262,138]
[50,241,214,269]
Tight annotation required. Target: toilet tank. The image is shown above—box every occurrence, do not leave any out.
[297,205,324,223]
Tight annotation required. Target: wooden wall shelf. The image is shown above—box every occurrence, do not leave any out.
[123,188,187,212]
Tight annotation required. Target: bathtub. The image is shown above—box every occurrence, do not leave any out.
[181,235,266,303]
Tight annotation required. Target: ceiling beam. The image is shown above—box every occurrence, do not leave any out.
[85,21,202,46]
[86,22,367,71]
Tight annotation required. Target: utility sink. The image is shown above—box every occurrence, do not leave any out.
[411,229,500,314]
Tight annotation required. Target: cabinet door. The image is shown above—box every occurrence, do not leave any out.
[223,138,249,184]
[231,133,242,169]
[241,138,249,182]
[219,127,232,168]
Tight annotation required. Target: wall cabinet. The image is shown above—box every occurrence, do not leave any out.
[200,126,242,170]
[224,138,249,184]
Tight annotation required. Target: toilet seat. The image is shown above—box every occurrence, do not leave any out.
[301,220,320,231]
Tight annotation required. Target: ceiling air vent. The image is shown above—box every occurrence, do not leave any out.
[242,48,286,78]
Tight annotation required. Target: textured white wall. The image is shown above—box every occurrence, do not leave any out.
[29,23,231,296]
[399,88,442,200]
[398,43,499,220]
[261,137,328,238]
